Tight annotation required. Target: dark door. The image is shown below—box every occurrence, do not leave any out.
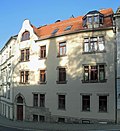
[17,105,23,121]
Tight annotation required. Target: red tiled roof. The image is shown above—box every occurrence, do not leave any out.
[33,8,113,39]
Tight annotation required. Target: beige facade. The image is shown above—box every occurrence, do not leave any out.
[0,8,118,123]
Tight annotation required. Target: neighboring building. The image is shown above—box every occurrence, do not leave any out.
[114,6,120,123]
[0,8,118,123]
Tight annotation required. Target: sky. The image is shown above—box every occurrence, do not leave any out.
[0,0,119,49]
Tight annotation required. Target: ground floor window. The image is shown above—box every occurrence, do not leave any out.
[33,114,45,122]
[99,96,107,112]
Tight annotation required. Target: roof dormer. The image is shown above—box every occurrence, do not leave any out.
[83,10,104,29]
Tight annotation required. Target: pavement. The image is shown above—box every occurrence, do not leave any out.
[0,115,120,131]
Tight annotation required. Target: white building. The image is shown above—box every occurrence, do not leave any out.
[0,8,118,123]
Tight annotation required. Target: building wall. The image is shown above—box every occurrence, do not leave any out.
[12,22,116,123]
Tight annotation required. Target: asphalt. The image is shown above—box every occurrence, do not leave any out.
[0,115,120,131]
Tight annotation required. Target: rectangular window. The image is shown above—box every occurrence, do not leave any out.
[20,49,30,61]
[83,64,106,83]
[82,95,90,111]
[39,115,45,122]
[58,95,65,110]
[40,70,46,83]
[40,46,46,58]
[83,36,105,53]
[57,67,66,84]
[40,94,45,107]
[21,50,24,61]
[33,114,38,122]
[33,94,38,107]
[26,49,30,61]
[99,96,107,112]
[20,71,29,84]
[59,42,66,56]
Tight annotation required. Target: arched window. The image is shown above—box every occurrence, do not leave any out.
[17,96,23,103]
[21,31,30,41]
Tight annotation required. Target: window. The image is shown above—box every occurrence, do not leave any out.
[33,114,38,122]
[17,96,23,103]
[59,42,66,56]
[82,95,90,111]
[57,67,67,84]
[21,31,30,41]
[33,115,45,122]
[83,36,105,53]
[33,94,45,107]
[64,25,72,31]
[40,46,46,58]
[39,115,45,122]
[58,117,65,123]
[20,71,29,84]
[33,94,38,107]
[83,11,104,29]
[40,94,45,107]
[83,64,106,83]
[52,29,59,34]
[99,96,107,112]
[20,49,30,61]
[58,95,65,110]
[40,70,46,83]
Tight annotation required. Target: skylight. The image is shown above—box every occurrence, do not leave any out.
[64,25,72,31]
[52,29,59,34]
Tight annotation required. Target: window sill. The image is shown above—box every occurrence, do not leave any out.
[39,57,47,60]
[56,81,67,84]
[19,60,30,63]
[19,82,29,84]
[38,81,47,84]
[82,50,106,54]
[57,54,67,58]
[99,111,108,113]
[58,108,66,111]
[82,79,107,83]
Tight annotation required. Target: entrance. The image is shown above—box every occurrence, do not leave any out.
[16,96,24,121]
[17,105,23,120]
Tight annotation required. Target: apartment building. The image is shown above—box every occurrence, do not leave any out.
[0,8,118,123]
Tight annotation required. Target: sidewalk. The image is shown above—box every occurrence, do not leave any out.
[0,115,120,131]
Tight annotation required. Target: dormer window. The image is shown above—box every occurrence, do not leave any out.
[21,31,30,41]
[83,10,104,29]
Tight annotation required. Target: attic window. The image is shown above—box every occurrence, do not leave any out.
[64,25,72,31]
[83,10,104,29]
[52,29,59,34]
[21,31,30,41]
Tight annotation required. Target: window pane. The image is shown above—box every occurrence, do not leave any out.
[40,70,46,82]
[59,42,66,56]
[21,31,30,41]
[33,94,38,106]
[98,37,104,51]
[58,95,65,109]
[33,115,38,122]
[90,66,98,80]
[99,65,105,80]
[84,66,89,81]
[26,49,30,61]
[99,96,107,112]
[40,46,46,58]
[40,94,45,107]
[25,71,29,83]
[82,95,90,111]
[59,68,66,82]
[21,50,24,61]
